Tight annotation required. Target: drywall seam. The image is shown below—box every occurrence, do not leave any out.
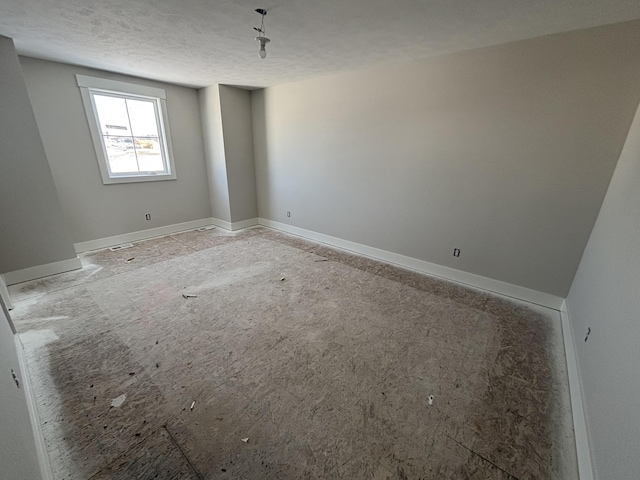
[14,335,54,480]
[258,218,564,309]
[211,217,259,231]
[560,300,595,480]
[73,218,214,253]
[2,257,82,286]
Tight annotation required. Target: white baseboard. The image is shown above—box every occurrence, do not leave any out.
[258,218,564,310]
[74,218,215,253]
[560,301,595,480]
[15,336,54,480]
[211,217,259,231]
[2,257,83,286]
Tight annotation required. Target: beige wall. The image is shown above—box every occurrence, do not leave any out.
[19,57,212,244]
[252,21,640,297]
[566,98,640,479]
[0,37,76,274]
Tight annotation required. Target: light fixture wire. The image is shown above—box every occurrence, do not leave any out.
[254,8,270,59]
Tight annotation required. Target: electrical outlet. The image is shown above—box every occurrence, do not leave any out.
[145,213,151,221]
[287,211,291,218]
[453,248,460,257]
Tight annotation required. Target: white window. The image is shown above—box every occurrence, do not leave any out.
[77,75,177,184]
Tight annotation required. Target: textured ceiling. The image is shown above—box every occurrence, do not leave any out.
[2,0,640,88]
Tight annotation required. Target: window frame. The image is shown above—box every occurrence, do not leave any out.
[76,75,177,184]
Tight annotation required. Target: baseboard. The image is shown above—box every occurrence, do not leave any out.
[15,336,54,480]
[258,218,564,310]
[2,257,83,286]
[211,217,259,231]
[74,218,215,253]
[560,301,595,480]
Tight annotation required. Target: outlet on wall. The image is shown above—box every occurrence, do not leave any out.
[453,248,460,257]
[287,211,291,217]
[145,213,151,221]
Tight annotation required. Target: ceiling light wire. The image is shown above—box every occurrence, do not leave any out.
[254,8,270,59]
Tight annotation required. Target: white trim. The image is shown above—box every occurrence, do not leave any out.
[76,75,176,185]
[15,336,54,480]
[210,217,259,232]
[76,75,166,99]
[0,275,12,310]
[2,257,83,286]
[210,217,233,231]
[560,300,595,480]
[74,218,215,253]
[230,217,259,230]
[258,218,564,309]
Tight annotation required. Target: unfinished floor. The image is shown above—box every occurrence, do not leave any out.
[9,227,578,479]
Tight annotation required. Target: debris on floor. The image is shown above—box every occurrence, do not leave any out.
[241,437,249,443]
[314,259,328,262]
[280,277,286,281]
[111,394,126,408]
[182,293,198,299]
[190,401,196,411]
[428,395,434,406]
[128,372,135,376]
[126,257,135,262]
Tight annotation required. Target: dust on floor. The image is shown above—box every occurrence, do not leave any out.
[9,227,578,479]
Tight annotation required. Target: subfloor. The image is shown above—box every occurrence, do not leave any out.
[9,227,578,479]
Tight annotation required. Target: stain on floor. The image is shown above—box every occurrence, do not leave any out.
[10,227,578,479]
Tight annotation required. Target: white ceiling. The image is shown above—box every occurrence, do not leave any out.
[2,0,640,89]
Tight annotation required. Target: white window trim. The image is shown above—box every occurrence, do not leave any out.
[76,75,177,185]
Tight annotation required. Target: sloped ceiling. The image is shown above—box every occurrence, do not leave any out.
[1,0,640,88]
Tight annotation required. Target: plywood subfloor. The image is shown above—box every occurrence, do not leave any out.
[9,227,578,479]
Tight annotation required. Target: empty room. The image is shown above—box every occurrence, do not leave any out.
[1,1,639,479]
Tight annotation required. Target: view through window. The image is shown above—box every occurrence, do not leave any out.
[93,93,165,174]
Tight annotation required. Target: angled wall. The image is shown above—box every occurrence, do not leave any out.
[199,84,232,223]
[252,21,640,297]
[199,84,257,227]
[565,98,640,479]
[0,36,77,278]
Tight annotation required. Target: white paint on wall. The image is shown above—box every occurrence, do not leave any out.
[218,85,258,223]
[0,36,77,275]
[565,99,640,479]
[0,298,48,480]
[199,84,232,223]
[18,57,212,244]
[251,22,640,297]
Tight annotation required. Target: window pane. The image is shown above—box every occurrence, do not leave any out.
[104,136,139,172]
[126,99,159,137]
[134,137,165,171]
[93,95,131,136]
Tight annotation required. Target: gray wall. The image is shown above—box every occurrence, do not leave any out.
[0,36,76,274]
[219,85,258,223]
[252,21,640,297]
[565,100,640,479]
[19,57,211,244]
[0,298,44,480]
[199,85,258,225]
[199,85,232,223]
